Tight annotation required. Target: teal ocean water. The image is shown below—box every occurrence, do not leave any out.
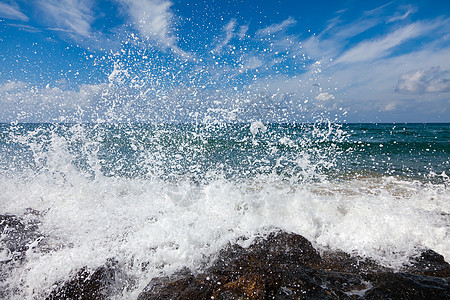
[1,122,448,181]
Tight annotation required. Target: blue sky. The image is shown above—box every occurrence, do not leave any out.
[0,0,449,123]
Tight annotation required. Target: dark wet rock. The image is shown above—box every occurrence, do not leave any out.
[365,272,449,299]
[0,214,132,299]
[320,250,390,275]
[138,230,449,300]
[0,213,43,263]
[405,249,450,278]
[138,268,200,299]
[0,212,45,298]
[46,259,132,300]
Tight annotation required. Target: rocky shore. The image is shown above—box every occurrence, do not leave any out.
[1,214,449,299]
[137,231,449,300]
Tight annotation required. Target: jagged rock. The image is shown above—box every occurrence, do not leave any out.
[0,212,43,263]
[0,212,45,298]
[46,259,131,300]
[138,230,450,300]
[405,249,450,277]
[320,250,390,275]
[0,214,132,299]
[365,272,449,299]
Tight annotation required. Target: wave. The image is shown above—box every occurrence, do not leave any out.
[0,122,448,298]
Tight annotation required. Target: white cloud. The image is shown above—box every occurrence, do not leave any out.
[395,66,450,94]
[0,2,29,21]
[238,25,248,39]
[256,17,296,36]
[295,6,449,118]
[241,56,264,70]
[0,81,27,93]
[4,23,41,32]
[117,0,184,54]
[383,102,397,111]
[315,92,335,101]
[320,13,380,41]
[31,0,187,53]
[243,12,450,121]
[335,21,440,64]
[387,5,416,23]
[319,46,450,121]
[214,19,236,53]
[36,0,95,37]
[303,13,383,61]
[333,18,379,40]
[0,81,108,122]
[307,5,424,62]
[301,35,339,61]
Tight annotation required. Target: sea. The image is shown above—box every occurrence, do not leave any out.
[0,121,448,298]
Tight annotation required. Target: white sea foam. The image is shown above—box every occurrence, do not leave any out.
[0,167,448,298]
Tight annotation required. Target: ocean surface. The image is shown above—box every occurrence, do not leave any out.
[0,122,449,298]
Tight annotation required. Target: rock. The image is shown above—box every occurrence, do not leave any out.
[138,230,363,299]
[365,272,449,299]
[405,249,450,278]
[0,212,43,262]
[1,212,45,298]
[0,214,132,299]
[138,230,450,300]
[46,259,132,300]
[320,250,390,275]
[138,268,199,300]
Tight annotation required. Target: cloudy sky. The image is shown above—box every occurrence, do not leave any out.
[0,0,449,123]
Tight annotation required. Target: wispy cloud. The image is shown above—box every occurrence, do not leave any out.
[214,19,236,53]
[320,12,379,41]
[0,80,27,93]
[387,5,416,23]
[0,81,106,122]
[5,23,41,32]
[117,0,187,55]
[335,21,441,64]
[256,17,296,36]
[395,66,450,94]
[244,4,450,122]
[36,0,95,37]
[303,12,383,61]
[0,2,29,21]
[238,24,248,39]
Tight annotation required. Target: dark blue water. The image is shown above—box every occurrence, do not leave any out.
[340,123,449,180]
